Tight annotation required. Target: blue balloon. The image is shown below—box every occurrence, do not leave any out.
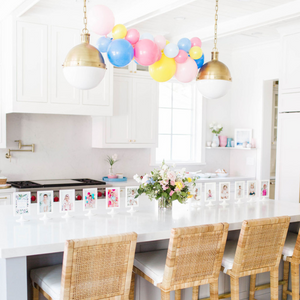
[195,54,205,69]
[177,38,192,53]
[95,37,112,53]
[107,39,134,68]
[140,33,154,42]
[164,43,179,58]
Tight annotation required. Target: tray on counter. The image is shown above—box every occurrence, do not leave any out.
[102,177,127,182]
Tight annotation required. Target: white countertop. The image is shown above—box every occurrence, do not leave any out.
[0,198,300,259]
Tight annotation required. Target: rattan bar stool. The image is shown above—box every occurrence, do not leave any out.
[131,223,229,300]
[221,216,290,300]
[30,232,137,300]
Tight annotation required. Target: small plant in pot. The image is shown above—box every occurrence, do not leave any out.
[106,154,118,178]
[209,123,224,147]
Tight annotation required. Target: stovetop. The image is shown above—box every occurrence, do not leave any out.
[8,178,106,189]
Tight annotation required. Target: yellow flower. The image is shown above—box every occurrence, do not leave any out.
[175,182,183,190]
[188,192,190,195]
[187,195,193,198]
[187,177,192,183]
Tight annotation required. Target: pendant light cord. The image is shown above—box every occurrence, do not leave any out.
[213,0,219,51]
[82,0,89,34]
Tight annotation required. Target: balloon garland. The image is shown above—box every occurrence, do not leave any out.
[88,5,205,83]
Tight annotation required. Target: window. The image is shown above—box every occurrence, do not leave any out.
[151,81,204,165]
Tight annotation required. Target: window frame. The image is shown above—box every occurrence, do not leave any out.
[150,80,206,166]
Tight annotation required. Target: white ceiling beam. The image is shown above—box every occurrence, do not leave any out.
[171,0,300,42]
[0,0,40,21]
[116,0,196,28]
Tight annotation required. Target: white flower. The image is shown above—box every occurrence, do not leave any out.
[112,154,118,161]
[141,174,149,184]
[162,164,168,171]
[217,124,222,129]
[133,174,141,183]
[209,123,214,129]
[172,163,176,168]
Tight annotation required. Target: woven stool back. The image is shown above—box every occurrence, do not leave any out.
[231,216,290,276]
[160,223,229,291]
[60,232,137,300]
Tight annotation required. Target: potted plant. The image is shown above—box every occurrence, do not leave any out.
[209,123,223,147]
[106,154,118,178]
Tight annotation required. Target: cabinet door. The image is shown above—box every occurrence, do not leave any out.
[131,77,158,144]
[0,194,11,205]
[50,26,80,104]
[17,22,48,103]
[105,76,132,144]
[275,113,300,202]
[282,32,300,92]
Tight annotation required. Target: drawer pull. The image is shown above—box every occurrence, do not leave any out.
[0,197,8,200]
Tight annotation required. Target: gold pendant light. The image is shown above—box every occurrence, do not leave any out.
[63,0,106,90]
[196,0,232,99]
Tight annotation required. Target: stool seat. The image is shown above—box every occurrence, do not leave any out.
[282,232,297,260]
[221,240,237,273]
[30,264,62,300]
[134,250,167,286]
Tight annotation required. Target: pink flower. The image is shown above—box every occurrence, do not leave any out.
[170,180,175,186]
[169,191,174,196]
[167,171,176,182]
[163,185,168,190]
[175,187,180,192]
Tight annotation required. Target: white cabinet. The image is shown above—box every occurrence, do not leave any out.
[0,194,12,205]
[5,21,113,116]
[92,75,158,148]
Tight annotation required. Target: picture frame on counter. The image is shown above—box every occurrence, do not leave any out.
[37,190,54,221]
[13,192,31,222]
[247,180,257,201]
[235,129,252,148]
[235,181,245,202]
[83,188,97,217]
[106,187,120,214]
[191,183,202,208]
[204,182,216,206]
[260,180,270,199]
[219,182,230,206]
[60,189,75,218]
[125,186,139,213]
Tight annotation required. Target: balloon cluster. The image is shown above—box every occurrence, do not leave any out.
[88,5,205,83]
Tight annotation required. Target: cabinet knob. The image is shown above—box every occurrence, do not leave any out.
[0,197,7,200]
[133,140,136,142]
[129,140,132,142]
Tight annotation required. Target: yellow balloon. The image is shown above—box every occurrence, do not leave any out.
[112,24,127,40]
[149,54,176,82]
[189,46,202,60]
[166,40,170,45]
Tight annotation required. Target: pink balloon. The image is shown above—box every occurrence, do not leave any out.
[156,48,162,62]
[190,37,202,48]
[88,5,115,35]
[154,35,166,51]
[175,50,188,64]
[134,39,158,66]
[125,29,140,45]
[175,57,198,83]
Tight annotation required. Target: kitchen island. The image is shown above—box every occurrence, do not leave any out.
[0,198,299,300]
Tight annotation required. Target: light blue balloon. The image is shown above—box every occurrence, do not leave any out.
[164,43,179,58]
[195,54,205,69]
[178,38,192,53]
[140,33,154,42]
[95,36,112,53]
[107,39,134,68]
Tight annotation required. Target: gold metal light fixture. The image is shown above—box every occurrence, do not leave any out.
[196,0,232,99]
[63,0,106,90]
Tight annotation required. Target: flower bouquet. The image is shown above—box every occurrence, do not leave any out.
[133,162,196,210]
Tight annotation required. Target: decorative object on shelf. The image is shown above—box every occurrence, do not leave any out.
[198,173,216,178]
[13,192,31,222]
[231,140,235,147]
[133,161,196,210]
[106,154,119,178]
[196,0,232,99]
[243,141,248,148]
[251,138,256,148]
[219,136,227,147]
[59,189,75,219]
[204,182,216,206]
[210,123,223,147]
[211,142,217,148]
[219,182,230,206]
[125,186,139,213]
[37,191,53,221]
[259,180,270,200]
[5,140,35,161]
[102,176,127,182]
[247,180,257,202]
[206,141,212,147]
[116,173,123,179]
[235,129,252,148]
[246,143,252,148]
[226,138,232,147]
[235,181,245,203]
[106,187,120,214]
[216,169,228,177]
[63,0,106,90]
[83,188,97,217]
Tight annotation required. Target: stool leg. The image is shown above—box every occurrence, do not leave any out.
[282,261,289,300]
[270,269,279,300]
[192,286,199,300]
[291,262,299,300]
[231,277,239,300]
[175,290,181,300]
[33,286,39,300]
[249,274,256,300]
[161,291,170,300]
[129,272,135,300]
[210,281,219,300]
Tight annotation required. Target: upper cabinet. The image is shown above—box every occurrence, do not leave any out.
[3,20,113,116]
[92,74,159,148]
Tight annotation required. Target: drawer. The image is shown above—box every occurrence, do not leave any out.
[0,194,12,205]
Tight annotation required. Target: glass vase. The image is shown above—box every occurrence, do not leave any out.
[108,166,114,176]
[158,197,172,210]
[212,134,219,147]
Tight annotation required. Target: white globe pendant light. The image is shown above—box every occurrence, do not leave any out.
[196,0,232,99]
[63,0,106,90]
